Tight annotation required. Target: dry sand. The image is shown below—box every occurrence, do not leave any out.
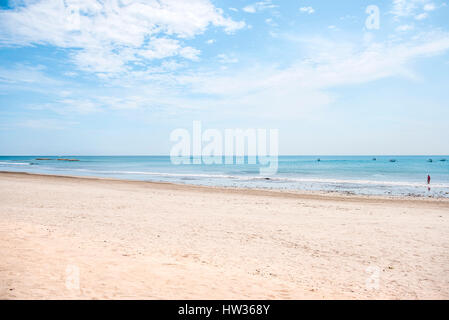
[0,171,448,299]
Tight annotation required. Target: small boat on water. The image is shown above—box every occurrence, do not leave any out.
[317,158,321,162]
[389,159,396,162]
[440,159,447,162]
[427,159,433,162]
[372,157,376,161]
[57,158,80,162]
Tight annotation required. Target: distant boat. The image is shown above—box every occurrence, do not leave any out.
[57,158,80,162]
[389,159,396,162]
[317,158,321,162]
[372,157,376,161]
[427,159,433,163]
[440,159,447,162]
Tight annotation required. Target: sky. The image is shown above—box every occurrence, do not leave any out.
[0,0,448,155]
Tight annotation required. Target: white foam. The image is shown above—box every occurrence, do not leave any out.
[251,176,449,188]
[0,161,30,165]
[57,169,449,188]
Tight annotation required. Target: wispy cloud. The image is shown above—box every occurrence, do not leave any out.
[243,1,277,14]
[265,18,277,26]
[299,7,315,14]
[191,34,449,92]
[391,0,424,17]
[423,3,437,11]
[0,64,65,96]
[396,24,415,32]
[217,54,239,64]
[163,31,449,119]
[0,64,59,85]
[391,0,439,20]
[6,28,449,121]
[415,12,429,19]
[16,118,79,130]
[0,0,245,75]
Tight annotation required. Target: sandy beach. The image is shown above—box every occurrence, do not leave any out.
[0,171,448,299]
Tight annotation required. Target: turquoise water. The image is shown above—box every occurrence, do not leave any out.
[1,156,448,197]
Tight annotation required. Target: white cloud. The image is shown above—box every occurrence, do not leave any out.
[29,97,103,114]
[265,18,277,26]
[392,0,422,17]
[391,0,438,18]
[217,54,238,64]
[135,38,200,62]
[0,0,245,75]
[299,7,315,14]
[138,38,182,60]
[179,47,201,61]
[161,60,184,71]
[206,39,216,44]
[63,71,78,77]
[396,24,414,31]
[243,1,277,14]
[171,31,449,118]
[415,12,429,19]
[423,3,436,11]
[9,30,449,122]
[0,64,62,94]
[243,6,256,13]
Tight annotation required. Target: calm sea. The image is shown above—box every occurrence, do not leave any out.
[1,156,448,197]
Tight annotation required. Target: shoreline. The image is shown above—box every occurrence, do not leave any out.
[1,171,449,206]
[1,170,448,299]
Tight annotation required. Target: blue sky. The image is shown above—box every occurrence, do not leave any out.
[0,0,448,155]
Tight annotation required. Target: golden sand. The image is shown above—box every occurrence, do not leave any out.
[1,172,448,299]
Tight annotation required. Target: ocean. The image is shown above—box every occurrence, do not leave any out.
[1,155,448,197]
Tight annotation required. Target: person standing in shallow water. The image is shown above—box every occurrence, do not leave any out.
[427,175,431,184]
